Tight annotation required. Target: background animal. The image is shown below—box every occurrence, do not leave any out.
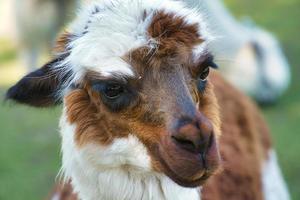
[186,0,291,104]
[6,0,290,199]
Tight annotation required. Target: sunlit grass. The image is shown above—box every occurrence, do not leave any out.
[0,39,17,63]
[0,89,61,200]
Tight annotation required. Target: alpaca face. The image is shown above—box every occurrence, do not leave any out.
[62,49,221,187]
[7,0,221,188]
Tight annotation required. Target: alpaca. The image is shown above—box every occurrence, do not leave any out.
[6,0,290,199]
[185,0,291,104]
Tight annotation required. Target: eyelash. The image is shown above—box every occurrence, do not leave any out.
[91,81,136,112]
[195,57,218,92]
[198,67,210,81]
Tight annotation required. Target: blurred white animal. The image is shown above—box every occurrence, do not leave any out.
[15,0,79,71]
[185,0,291,104]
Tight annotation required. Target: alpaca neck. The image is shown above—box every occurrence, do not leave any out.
[69,166,201,200]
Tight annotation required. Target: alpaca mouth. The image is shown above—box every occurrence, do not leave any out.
[157,153,213,187]
[152,137,220,187]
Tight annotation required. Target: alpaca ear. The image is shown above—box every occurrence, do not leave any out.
[6,54,70,107]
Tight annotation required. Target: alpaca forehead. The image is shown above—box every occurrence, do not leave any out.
[65,0,211,80]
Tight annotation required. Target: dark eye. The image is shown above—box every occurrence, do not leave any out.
[197,67,210,93]
[104,84,124,99]
[199,67,210,81]
[91,80,136,112]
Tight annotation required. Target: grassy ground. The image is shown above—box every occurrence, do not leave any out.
[0,0,299,199]
[0,97,61,200]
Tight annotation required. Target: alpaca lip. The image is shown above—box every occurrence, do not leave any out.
[153,137,220,188]
[201,153,208,169]
[155,149,213,188]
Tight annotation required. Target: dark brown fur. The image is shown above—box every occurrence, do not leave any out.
[148,11,203,57]
[200,72,272,200]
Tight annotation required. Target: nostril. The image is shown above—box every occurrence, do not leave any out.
[172,136,197,153]
[172,115,215,154]
[208,133,214,150]
[171,129,214,154]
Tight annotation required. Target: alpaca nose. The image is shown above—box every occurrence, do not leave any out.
[171,114,214,154]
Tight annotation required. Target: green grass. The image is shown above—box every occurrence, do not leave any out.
[0,89,61,200]
[0,39,17,65]
[0,0,300,199]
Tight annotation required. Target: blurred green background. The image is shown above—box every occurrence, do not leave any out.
[0,0,299,199]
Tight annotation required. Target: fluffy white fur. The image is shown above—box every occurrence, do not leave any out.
[59,110,200,200]
[262,150,290,200]
[57,0,212,87]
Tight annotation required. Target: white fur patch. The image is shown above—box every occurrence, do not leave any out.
[59,111,200,200]
[57,0,212,87]
[262,150,290,200]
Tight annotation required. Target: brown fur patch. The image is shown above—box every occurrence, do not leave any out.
[201,72,272,200]
[54,31,73,53]
[48,181,77,200]
[65,85,130,147]
[148,11,203,57]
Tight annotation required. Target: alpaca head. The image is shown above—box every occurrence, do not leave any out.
[7,0,221,188]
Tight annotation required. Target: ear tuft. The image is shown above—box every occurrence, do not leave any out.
[6,54,71,107]
[209,61,219,69]
[6,68,58,107]
[54,32,74,53]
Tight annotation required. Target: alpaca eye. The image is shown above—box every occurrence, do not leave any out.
[197,67,210,92]
[92,80,136,112]
[199,67,210,81]
[104,84,124,99]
